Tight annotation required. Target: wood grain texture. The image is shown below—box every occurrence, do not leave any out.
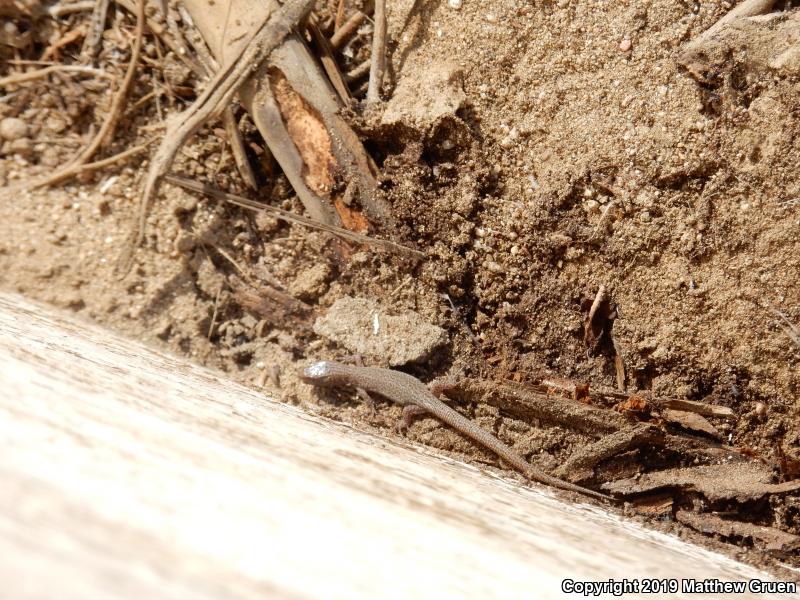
[0,292,791,599]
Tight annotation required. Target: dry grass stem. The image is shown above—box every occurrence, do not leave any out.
[2,0,144,197]
[164,175,425,259]
[365,0,386,105]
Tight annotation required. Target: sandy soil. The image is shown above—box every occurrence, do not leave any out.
[1,0,799,577]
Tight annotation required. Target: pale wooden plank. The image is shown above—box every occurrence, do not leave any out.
[0,292,791,599]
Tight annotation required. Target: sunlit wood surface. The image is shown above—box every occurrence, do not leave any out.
[0,292,791,599]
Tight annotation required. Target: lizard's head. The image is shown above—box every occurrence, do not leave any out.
[301,361,335,382]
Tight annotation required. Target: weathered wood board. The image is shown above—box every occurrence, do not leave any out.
[0,292,791,599]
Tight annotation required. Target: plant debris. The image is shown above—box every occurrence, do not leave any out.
[605,462,800,503]
[675,510,800,554]
[661,408,721,439]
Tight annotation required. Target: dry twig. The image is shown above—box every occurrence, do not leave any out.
[3,0,144,196]
[119,0,316,274]
[70,141,152,175]
[366,0,386,105]
[308,19,352,103]
[346,59,371,84]
[164,175,425,259]
[333,0,346,31]
[49,1,97,17]
[0,64,111,87]
[41,25,87,61]
[330,9,367,49]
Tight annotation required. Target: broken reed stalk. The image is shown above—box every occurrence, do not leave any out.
[346,59,371,83]
[0,65,112,87]
[333,0,346,30]
[5,0,144,195]
[366,0,386,105]
[164,175,425,259]
[118,0,317,274]
[330,10,367,50]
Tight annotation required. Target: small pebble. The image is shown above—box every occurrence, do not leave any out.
[755,402,766,417]
[619,38,632,53]
[39,146,60,168]
[448,0,462,9]
[0,117,28,141]
[485,260,504,274]
[44,114,68,134]
[8,137,32,157]
[174,233,196,254]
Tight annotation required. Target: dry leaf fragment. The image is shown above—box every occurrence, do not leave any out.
[662,408,721,439]
[613,395,649,414]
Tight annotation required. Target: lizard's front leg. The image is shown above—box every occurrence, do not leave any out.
[397,405,428,434]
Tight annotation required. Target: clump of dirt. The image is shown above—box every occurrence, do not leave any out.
[1,0,799,577]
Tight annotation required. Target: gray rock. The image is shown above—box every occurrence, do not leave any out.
[381,61,466,129]
[313,297,448,366]
[0,117,28,141]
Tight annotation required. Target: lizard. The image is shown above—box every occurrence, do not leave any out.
[301,360,615,503]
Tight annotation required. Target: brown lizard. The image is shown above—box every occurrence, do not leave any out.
[301,361,615,502]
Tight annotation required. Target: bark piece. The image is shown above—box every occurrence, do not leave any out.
[447,379,632,436]
[604,462,800,502]
[676,510,800,553]
[659,398,734,419]
[632,494,674,517]
[662,409,721,439]
[554,424,664,482]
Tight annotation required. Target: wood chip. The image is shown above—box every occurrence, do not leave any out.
[554,423,664,482]
[604,462,800,502]
[632,493,674,516]
[662,408,721,439]
[676,510,800,553]
[660,398,734,419]
[447,379,631,436]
